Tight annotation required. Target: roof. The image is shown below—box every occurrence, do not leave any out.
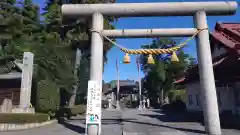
[0,61,23,80]
[108,80,136,88]
[0,72,22,79]
[176,53,240,84]
[175,22,240,85]
[210,22,240,53]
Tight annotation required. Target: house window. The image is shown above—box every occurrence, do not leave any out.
[188,95,193,105]
[196,94,199,106]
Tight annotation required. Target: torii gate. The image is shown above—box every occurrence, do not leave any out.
[61,1,238,135]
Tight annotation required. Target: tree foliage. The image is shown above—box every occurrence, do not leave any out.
[140,38,196,106]
[36,80,60,112]
[0,0,116,109]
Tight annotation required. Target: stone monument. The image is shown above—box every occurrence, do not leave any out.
[0,99,13,113]
[16,52,35,113]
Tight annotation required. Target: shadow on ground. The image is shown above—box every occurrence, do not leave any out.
[140,109,240,130]
[68,118,137,125]
[140,110,203,123]
[122,119,206,134]
[58,119,85,134]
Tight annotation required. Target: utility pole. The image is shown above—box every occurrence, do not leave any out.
[136,55,142,109]
[116,58,121,109]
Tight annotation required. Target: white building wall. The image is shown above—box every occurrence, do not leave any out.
[185,82,235,113]
[211,43,227,58]
[185,82,202,111]
[235,82,240,115]
[217,86,235,112]
[212,47,227,58]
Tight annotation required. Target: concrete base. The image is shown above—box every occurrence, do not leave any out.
[12,107,35,114]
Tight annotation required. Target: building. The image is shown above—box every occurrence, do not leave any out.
[104,80,138,107]
[0,61,22,106]
[175,22,240,115]
[105,80,138,96]
[0,72,22,106]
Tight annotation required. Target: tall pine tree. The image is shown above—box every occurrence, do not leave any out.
[42,0,117,106]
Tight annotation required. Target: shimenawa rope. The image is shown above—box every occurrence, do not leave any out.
[90,28,208,55]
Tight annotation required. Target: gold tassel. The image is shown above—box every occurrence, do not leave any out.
[171,52,179,62]
[123,53,130,64]
[147,54,155,64]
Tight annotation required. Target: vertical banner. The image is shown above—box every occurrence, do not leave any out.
[85,80,102,133]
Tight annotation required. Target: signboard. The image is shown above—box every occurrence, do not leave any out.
[85,80,102,124]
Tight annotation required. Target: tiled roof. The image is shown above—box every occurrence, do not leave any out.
[109,80,136,88]
[211,22,240,53]
[175,22,240,85]
[0,72,22,80]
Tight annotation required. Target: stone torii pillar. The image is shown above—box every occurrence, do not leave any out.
[62,1,238,135]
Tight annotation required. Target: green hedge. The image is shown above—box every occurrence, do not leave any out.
[70,104,86,115]
[0,113,49,124]
[36,80,60,113]
[168,89,186,103]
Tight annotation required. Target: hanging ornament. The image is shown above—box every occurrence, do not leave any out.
[171,52,179,62]
[123,53,130,64]
[147,54,155,64]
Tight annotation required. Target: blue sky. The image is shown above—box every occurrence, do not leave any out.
[33,0,240,82]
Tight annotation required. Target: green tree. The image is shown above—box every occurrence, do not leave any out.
[0,0,74,110]
[0,0,42,72]
[0,0,116,110]
[42,0,117,107]
[36,79,60,112]
[140,38,191,106]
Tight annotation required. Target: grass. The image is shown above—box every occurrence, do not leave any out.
[0,113,49,124]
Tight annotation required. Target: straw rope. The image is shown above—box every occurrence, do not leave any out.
[90,28,208,55]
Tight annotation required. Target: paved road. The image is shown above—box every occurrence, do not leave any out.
[122,108,187,135]
[1,108,240,135]
[1,109,122,135]
[121,108,240,135]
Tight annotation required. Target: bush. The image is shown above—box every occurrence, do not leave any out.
[126,100,139,108]
[186,111,204,123]
[35,80,60,113]
[171,99,186,112]
[162,100,186,112]
[162,103,172,112]
[69,104,86,115]
[168,90,186,103]
[219,111,240,129]
[102,100,109,108]
[0,113,49,124]
[56,104,86,119]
